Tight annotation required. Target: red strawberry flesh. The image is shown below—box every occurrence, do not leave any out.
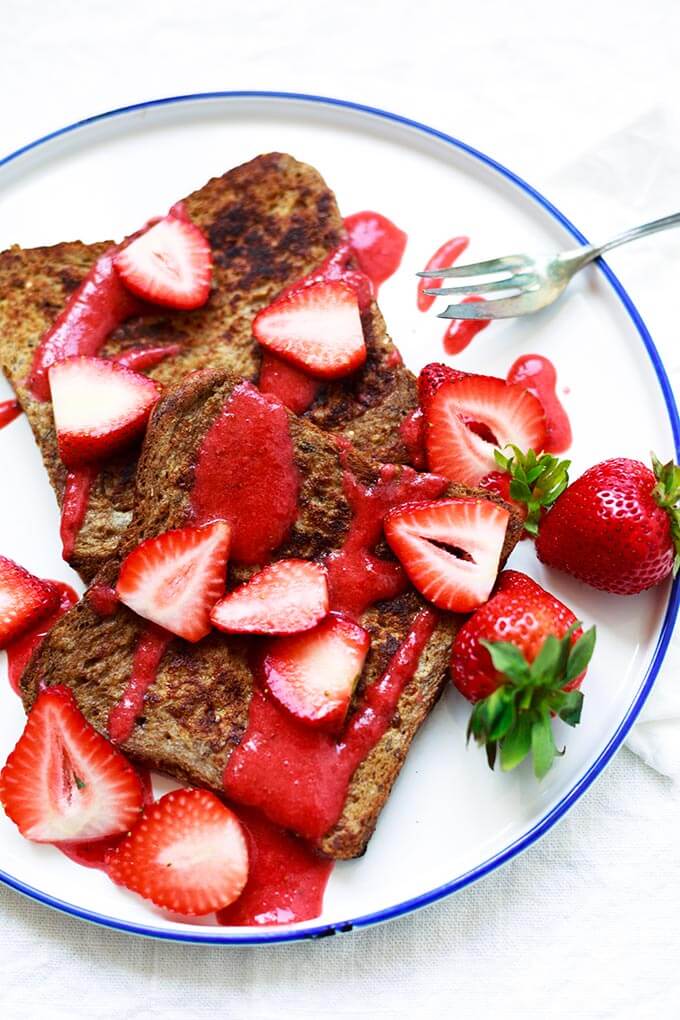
[106,788,248,916]
[0,557,59,649]
[0,686,144,843]
[211,559,329,635]
[114,216,213,310]
[117,520,231,641]
[384,497,510,612]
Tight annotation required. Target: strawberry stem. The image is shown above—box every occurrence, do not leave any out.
[651,453,680,576]
[466,623,596,779]
[494,446,570,536]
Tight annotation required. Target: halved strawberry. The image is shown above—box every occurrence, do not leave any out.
[114,215,213,310]
[425,374,546,486]
[49,356,160,469]
[211,559,328,635]
[117,520,230,642]
[0,685,144,843]
[384,498,510,612]
[0,556,59,649]
[106,789,248,916]
[252,280,366,380]
[260,612,370,732]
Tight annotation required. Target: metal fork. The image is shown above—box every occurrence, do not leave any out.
[417,212,680,319]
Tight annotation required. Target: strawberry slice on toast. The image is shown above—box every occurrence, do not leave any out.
[0,685,144,842]
[49,356,159,468]
[211,559,328,635]
[425,374,546,486]
[117,520,231,642]
[253,279,366,379]
[106,788,248,916]
[260,612,371,733]
[114,215,213,310]
[384,498,510,612]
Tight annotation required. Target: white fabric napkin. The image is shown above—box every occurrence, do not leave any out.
[549,107,680,780]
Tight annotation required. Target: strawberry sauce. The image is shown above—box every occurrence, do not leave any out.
[258,352,321,414]
[217,806,333,926]
[4,581,78,695]
[111,343,182,373]
[107,625,172,743]
[191,382,300,564]
[223,607,438,840]
[59,467,98,561]
[417,236,469,313]
[399,409,427,470]
[0,399,21,429]
[86,581,119,616]
[507,354,572,453]
[27,250,143,402]
[343,211,407,291]
[325,463,448,617]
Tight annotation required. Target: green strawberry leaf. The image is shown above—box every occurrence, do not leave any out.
[493,445,571,535]
[466,623,597,780]
[652,452,680,572]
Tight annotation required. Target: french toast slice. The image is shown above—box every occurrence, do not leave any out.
[21,370,524,860]
[0,153,417,581]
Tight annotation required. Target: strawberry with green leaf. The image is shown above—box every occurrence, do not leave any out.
[480,445,571,537]
[450,570,596,778]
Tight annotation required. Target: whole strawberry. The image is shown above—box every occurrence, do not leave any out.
[451,570,596,778]
[536,456,680,595]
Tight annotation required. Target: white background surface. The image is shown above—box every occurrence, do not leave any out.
[1,1,680,1016]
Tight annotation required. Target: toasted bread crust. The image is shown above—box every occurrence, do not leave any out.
[21,370,522,859]
[0,154,416,580]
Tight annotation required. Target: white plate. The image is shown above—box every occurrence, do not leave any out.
[0,92,678,945]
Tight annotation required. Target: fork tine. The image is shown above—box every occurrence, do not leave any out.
[417,254,531,280]
[438,292,545,320]
[423,273,538,298]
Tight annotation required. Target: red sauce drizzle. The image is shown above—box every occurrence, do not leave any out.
[27,250,143,402]
[443,296,490,355]
[112,343,182,373]
[107,625,172,743]
[258,352,321,414]
[5,581,78,695]
[507,354,572,453]
[0,399,21,429]
[217,806,333,926]
[86,581,120,616]
[223,608,438,840]
[60,466,99,562]
[58,766,154,870]
[343,211,407,291]
[417,236,469,313]
[191,381,300,564]
[399,409,427,470]
[325,463,448,617]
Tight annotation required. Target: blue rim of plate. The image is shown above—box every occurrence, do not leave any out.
[1,90,678,945]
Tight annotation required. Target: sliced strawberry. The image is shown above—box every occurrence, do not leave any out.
[384,498,510,612]
[425,374,547,486]
[0,686,144,843]
[0,556,59,649]
[106,789,248,916]
[253,280,366,380]
[117,520,230,642]
[49,356,159,469]
[260,612,370,732]
[114,215,212,310]
[211,560,328,635]
[417,362,468,412]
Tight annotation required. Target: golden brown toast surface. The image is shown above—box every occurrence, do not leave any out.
[22,370,523,859]
[0,153,417,580]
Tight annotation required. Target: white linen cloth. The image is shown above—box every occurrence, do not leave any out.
[2,1,680,1016]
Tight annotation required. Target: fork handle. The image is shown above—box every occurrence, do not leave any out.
[579,211,680,263]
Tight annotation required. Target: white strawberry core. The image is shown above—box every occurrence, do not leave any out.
[155,815,247,878]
